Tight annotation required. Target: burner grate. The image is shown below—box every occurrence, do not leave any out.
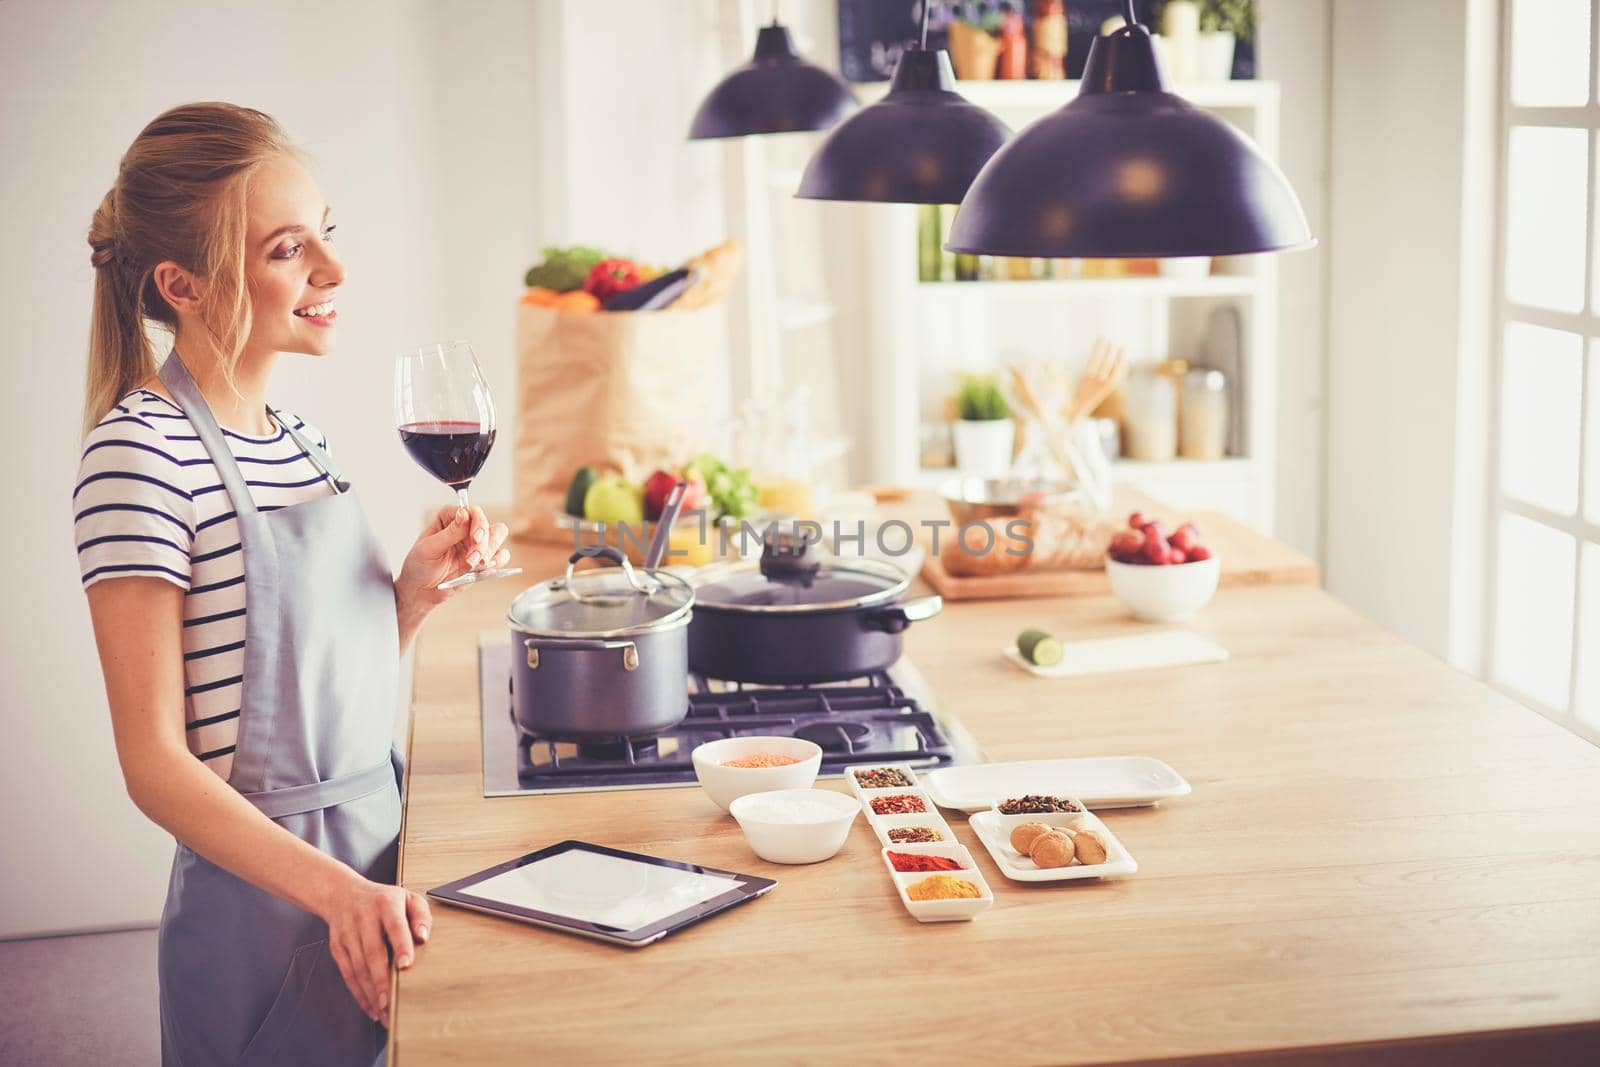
[513,671,955,788]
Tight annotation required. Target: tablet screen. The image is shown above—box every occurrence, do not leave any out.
[465,847,741,931]
[429,841,776,945]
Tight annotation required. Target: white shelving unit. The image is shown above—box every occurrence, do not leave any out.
[861,78,1284,532]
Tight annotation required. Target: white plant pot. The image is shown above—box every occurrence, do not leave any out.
[1197,31,1236,81]
[953,418,1016,478]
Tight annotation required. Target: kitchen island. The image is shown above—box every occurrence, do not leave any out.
[391,510,1600,1064]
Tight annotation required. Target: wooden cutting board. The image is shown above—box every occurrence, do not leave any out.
[919,506,1320,601]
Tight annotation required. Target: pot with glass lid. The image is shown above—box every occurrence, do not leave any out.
[688,528,942,685]
[507,546,694,740]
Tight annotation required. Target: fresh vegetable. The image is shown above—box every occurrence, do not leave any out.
[602,267,694,311]
[584,258,643,302]
[523,246,610,292]
[685,452,760,521]
[1016,628,1064,667]
[564,466,597,518]
[520,287,560,307]
[583,477,644,524]
[643,468,707,520]
[553,290,600,313]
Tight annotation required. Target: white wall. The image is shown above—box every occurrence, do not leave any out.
[1259,0,1332,561]
[1322,0,1496,662]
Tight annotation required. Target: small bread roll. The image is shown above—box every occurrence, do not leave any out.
[1073,829,1108,865]
[1029,829,1076,869]
[1009,821,1053,855]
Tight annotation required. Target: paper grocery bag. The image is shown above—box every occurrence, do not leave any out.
[513,303,732,542]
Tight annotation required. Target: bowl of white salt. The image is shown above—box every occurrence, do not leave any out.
[727,789,861,864]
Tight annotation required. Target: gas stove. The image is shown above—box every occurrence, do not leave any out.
[477,635,980,796]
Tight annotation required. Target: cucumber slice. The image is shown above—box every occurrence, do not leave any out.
[1017,628,1064,667]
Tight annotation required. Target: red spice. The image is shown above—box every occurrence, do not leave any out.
[886,851,963,873]
[870,793,926,815]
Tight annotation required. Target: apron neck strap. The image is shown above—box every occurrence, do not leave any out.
[158,353,258,516]
[268,407,348,493]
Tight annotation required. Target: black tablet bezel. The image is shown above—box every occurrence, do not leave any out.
[426,840,777,947]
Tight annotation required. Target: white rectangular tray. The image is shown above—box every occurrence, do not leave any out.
[921,756,1191,813]
[969,809,1137,883]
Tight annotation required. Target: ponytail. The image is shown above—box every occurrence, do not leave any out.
[84,191,156,436]
[81,103,293,436]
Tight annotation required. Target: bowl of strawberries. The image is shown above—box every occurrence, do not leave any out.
[1104,511,1219,622]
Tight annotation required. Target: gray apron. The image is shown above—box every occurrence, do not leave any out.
[156,354,402,1067]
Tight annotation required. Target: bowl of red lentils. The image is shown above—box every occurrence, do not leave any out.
[691,736,824,811]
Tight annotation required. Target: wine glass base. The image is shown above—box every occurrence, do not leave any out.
[438,566,523,591]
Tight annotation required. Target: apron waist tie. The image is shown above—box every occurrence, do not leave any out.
[242,757,396,820]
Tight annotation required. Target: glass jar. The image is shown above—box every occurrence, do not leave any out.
[1179,369,1229,460]
[1123,369,1178,461]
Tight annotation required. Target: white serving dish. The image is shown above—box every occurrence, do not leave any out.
[691,737,823,812]
[1105,555,1221,622]
[843,763,922,797]
[727,788,860,864]
[880,844,993,922]
[922,757,1192,813]
[969,809,1138,883]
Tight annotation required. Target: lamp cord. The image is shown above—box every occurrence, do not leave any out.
[1122,0,1137,27]
[920,1,931,49]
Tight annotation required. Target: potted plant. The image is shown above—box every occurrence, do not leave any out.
[951,373,1015,477]
[1197,0,1254,80]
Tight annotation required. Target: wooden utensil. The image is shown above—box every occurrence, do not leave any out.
[1067,339,1127,424]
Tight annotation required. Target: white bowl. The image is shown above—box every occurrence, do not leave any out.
[1156,256,1213,279]
[728,788,861,864]
[1105,555,1220,622]
[690,736,823,812]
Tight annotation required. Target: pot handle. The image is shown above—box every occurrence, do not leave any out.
[564,546,660,598]
[862,595,943,634]
[523,635,640,671]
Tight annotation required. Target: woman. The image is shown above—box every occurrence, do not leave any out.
[75,102,510,1065]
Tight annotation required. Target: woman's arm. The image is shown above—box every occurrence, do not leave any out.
[393,505,510,654]
[86,576,427,1026]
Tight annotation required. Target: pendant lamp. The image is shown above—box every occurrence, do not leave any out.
[796,5,1011,205]
[946,2,1313,257]
[689,19,858,140]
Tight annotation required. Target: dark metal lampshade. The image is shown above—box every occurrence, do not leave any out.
[796,48,1012,205]
[946,24,1313,257]
[689,22,858,140]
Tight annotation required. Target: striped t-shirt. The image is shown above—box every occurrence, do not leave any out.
[75,388,338,781]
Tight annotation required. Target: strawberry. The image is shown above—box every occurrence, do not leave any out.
[1188,544,1213,562]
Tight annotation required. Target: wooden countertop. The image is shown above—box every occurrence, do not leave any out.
[391,506,1600,1065]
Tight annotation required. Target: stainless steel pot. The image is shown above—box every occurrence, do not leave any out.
[507,546,693,741]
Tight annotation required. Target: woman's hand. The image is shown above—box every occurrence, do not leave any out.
[318,872,432,1027]
[394,506,511,639]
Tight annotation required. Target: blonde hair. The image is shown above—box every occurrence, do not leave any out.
[84,102,293,435]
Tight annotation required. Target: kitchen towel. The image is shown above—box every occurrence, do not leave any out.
[1002,630,1228,676]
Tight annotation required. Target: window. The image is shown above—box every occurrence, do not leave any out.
[1490,0,1600,740]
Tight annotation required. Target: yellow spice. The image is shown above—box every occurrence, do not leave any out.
[906,874,981,901]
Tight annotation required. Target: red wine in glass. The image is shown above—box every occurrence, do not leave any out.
[398,421,495,489]
[395,342,521,590]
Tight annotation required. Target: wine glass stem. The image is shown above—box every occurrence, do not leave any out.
[456,487,471,512]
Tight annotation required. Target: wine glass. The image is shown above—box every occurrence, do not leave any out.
[395,341,521,590]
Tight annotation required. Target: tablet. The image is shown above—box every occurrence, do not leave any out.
[426,840,777,947]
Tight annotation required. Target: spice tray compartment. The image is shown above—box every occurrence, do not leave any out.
[880,844,993,922]
[968,809,1138,883]
[861,787,937,818]
[867,808,957,847]
[845,763,924,796]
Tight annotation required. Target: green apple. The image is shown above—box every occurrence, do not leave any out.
[583,477,644,524]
